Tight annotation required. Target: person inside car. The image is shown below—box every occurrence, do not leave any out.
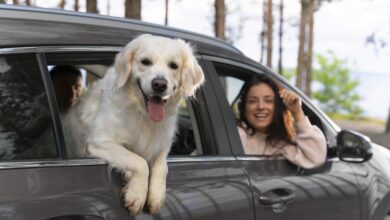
[236,74,327,169]
[18,65,83,159]
[50,65,83,113]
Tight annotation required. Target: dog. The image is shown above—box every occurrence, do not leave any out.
[62,34,205,215]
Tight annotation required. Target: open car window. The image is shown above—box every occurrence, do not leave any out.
[45,52,205,158]
[211,61,328,155]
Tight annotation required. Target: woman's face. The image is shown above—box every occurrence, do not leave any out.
[245,83,275,133]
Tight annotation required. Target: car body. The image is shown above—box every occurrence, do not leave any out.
[0,4,390,220]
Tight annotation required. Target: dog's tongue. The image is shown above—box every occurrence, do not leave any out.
[147,96,165,122]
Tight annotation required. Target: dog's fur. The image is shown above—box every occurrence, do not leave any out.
[62,34,204,215]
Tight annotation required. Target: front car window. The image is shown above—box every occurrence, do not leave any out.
[0,54,57,160]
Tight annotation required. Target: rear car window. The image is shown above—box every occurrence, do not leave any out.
[0,54,58,160]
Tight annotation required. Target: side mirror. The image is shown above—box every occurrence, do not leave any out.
[337,129,373,163]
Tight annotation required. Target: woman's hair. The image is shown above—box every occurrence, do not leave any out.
[236,74,296,145]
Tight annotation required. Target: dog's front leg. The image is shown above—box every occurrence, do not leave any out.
[147,148,170,215]
[87,143,149,215]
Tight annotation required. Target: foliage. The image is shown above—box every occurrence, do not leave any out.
[311,51,363,117]
[281,52,363,118]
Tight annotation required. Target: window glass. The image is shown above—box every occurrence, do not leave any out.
[0,54,57,160]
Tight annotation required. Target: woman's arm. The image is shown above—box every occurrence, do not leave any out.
[279,89,327,168]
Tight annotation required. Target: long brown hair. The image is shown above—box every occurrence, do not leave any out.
[237,74,296,145]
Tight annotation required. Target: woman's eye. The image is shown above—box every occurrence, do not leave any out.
[169,62,178,70]
[141,58,152,66]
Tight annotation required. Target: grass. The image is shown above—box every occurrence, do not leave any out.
[327,112,386,125]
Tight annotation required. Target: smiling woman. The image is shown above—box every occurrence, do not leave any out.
[236,74,327,169]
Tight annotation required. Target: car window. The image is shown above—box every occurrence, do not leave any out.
[212,61,327,155]
[0,54,58,160]
[46,53,204,158]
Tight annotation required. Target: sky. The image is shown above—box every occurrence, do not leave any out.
[23,0,390,119]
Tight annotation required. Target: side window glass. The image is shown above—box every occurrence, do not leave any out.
[0,54,58,160]
[219,76,245,118]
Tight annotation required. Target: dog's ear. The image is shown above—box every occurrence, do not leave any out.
[179,41,205,97]
[115,35,148,88]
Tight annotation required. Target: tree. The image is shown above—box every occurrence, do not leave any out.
[86,0,98,14]
[164,0,169,25]
[277,0,284,74]
[296,0,314,96]
[58,0,65,9]
[311,52,363,117]
[260,0,273,68]
[13,0,18,4]
[0,0,5,3]
[74,0,79,11]
[266,0,273,68]
[214,0,225,40]
[125,0,141,20]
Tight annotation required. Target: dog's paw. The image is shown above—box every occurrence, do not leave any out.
[122,184,148,215]
[147,184,166,215]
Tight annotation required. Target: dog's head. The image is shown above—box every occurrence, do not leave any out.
[114,34,205,122]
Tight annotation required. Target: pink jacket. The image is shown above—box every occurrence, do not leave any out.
[238,117,327,169]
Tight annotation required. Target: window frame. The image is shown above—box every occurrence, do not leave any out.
[201,55,339,157]
[0,46,237,169]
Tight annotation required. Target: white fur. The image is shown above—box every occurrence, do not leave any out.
[62,34,204,215]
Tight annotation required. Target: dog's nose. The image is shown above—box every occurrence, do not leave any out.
[152,77,168,93]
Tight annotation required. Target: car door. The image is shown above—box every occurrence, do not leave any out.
[201,57,362,220]
[0,48,255,220]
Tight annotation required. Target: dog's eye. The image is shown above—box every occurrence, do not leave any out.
[141,58,152,66]
[169,62,178,70]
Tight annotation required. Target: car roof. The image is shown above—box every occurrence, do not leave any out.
[0,4,247,61]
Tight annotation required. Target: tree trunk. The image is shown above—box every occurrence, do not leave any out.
[296,0,314,96]
[86,0,98,14]
[125,0,141,20]
[0,0,6,3]
[106,0,110,15]
[277,0,284,74]
[86,0,98,13]
[74,0,79,11]
[260,0,267,64]
[25,0,30,5]
[13,0,18,4]
[214,0,225,40]
[164,0,169,25]
[266,0,273,68]
[58,0,65,9]
[386,105,390,133]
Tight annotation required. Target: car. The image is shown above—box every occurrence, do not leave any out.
[0,4,390,220]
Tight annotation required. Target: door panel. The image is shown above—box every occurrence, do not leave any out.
[0,158,254,220]
[240,158,360,220]
[160,159,255,220]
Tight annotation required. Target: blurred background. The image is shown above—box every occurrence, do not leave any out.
[1,0,389,146]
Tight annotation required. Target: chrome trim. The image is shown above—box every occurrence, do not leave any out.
[236,155,286,161]
[167,156,236,163]
[0,156,237,170]
[0,46,122,54]
[0,158,106,170]
[237,155,340,162]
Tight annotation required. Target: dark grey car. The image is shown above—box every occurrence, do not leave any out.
[0,4,390,220]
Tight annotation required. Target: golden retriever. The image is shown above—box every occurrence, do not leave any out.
[62,34,204,215]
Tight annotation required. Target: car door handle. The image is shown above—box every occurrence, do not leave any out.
[259,188,296,210]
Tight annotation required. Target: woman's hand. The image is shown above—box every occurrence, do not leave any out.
[279,89,305,122]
